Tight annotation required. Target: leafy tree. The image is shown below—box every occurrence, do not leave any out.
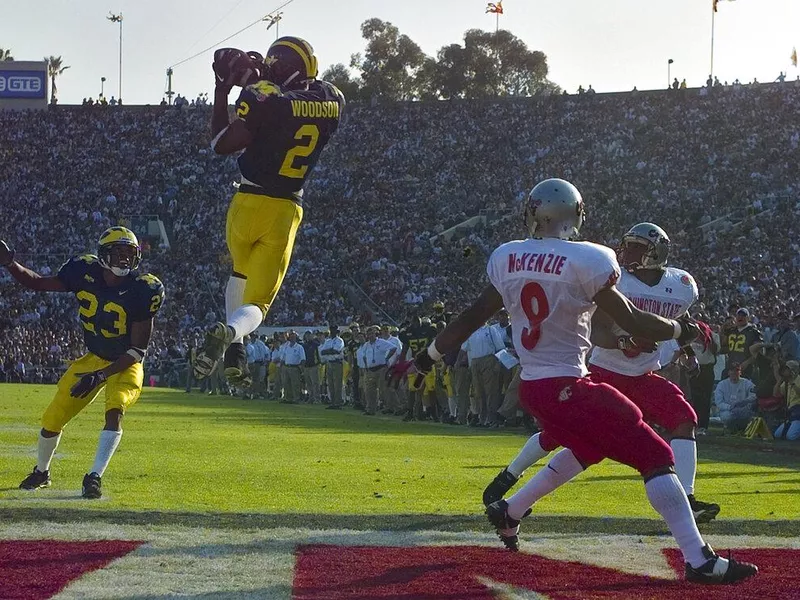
[0,47,13,61]
[44,56,70,104]
[320,63,364,103]
[350,18,426,101]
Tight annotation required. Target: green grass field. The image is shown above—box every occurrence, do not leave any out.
[1,384,798,527]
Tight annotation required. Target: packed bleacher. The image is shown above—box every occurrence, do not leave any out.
[1,81,799,388]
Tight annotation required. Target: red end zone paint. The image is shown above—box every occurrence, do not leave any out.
[0,540,143,600]
[293,545,800,600]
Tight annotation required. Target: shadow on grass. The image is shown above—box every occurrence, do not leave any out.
[1,506,799,537]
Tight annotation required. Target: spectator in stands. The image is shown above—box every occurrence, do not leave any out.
[714,363,756,432]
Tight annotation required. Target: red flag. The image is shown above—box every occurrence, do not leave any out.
[486,2,503,14]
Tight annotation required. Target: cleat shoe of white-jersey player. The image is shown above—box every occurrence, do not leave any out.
[688,494,721,524]
[483,468,520,507]
[485,500,531,552]
[685,544,758,584]
[193,322,234,380]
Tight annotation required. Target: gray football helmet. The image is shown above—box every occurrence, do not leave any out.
[619,222,670,271]
[523,178,585,240]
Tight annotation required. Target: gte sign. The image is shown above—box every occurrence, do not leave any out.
[0,70,46,99]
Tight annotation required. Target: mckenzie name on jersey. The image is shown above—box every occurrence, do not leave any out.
[234,79,345,202]
[58,254,165,361]
[590,267,698,377]
[487,239,621,381]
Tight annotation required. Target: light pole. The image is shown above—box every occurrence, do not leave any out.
[668,58,674,88]
[107,12,123,101]
[100,76,106,100]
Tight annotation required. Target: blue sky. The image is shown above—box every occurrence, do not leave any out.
[3,0,798,104]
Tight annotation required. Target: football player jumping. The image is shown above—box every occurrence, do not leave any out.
[401,179,756,584]
[1,227,164,499]
[193,37,345,386]
[483,223,721,525]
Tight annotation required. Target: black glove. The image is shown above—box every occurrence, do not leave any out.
[675,315,701,347]
[70,370,107,398]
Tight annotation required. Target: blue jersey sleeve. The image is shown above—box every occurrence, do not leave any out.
[130,273,165,322]
[57,254,100,293]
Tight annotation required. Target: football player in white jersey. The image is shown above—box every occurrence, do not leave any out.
[404,179,756,584]
[483,223,720,524]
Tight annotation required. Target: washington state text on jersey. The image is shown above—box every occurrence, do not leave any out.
[627,296,684,319]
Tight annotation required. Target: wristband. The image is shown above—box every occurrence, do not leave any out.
[671,320,682,340]
[427,342,443,362]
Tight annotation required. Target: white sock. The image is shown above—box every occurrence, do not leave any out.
[228,304,263,343]
[448,397,457,415]
[90,430,122,477]
[670,438,697,496]
[508,433,551,478]
[506,448,583,520]
[225,276,247,344]
[644,473,707,567]
[37,432,62,472]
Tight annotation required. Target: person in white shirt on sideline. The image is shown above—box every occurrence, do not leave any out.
[243,336,257,399]
[281,331,306,404]
[320,325,346,409]
[359,326,398,415]
[461,322,506,426]
[714,362,756,432]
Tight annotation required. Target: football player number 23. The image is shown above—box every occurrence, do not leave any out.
[279,124,319,179]
[520,282,550,351]
[76,291,127,338]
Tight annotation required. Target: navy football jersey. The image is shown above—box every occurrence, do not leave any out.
[57,254,165,361]
[233,79,345,201]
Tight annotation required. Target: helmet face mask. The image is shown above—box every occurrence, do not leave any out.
[618,223,670,271]
[98,227,141,277]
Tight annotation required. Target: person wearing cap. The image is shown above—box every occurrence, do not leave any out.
[713,363,756,432]
[461,322,506,426]
[320,325,345,409]
[773,360,800,440]
[689,312,719,434]
[281,331,306,404]
[302,331,321,404]
[249,334,269,399]
[719,308,762,381]
[269,338,284,401]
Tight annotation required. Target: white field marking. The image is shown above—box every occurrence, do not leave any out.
[0,424,39,432]
[0,522,799,599]
[1,488,110,504]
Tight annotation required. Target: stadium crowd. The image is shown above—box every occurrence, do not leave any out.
[1,80,799,436]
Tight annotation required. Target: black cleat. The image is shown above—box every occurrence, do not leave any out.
[223,342,252,387]
[483,468,520,507]
[685,544,758,584]
[19,467,51,490]
[689,494,721,524]
[485,500,531,552]
[193,322,234,380]
[82,472,102,499]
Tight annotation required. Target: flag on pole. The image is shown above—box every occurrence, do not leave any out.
[792,48,798,68]
[713,0,735,12]
[486,2,503,14]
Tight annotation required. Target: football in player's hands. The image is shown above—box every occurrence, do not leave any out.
[0,240,15,266]
[212,48,260,90]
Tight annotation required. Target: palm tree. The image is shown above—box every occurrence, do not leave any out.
[44,55,70,104]
[0,48,13,61]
